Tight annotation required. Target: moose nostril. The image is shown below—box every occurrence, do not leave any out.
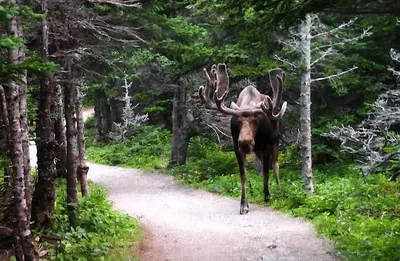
[240,144,251,154]
[239,140,254,154]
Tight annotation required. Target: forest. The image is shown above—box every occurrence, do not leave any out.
[0,0,399,260]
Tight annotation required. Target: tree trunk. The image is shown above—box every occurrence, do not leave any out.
[31,0,57,229]
[94,104,102,142]
[0,85,9,157]
[0,85,12,198]
[76,87,89,196]
[11,0,32,224]
[169,85,193,166]
[109,98,119,124]
[64,59,78,227]
[17,36,32,225]
[101,100,111,138]
[94,89,107,142]
[54,84,67,178]
[7,4,37,259]
[299,14,315,193]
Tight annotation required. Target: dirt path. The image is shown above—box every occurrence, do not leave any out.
[88,163,336,261]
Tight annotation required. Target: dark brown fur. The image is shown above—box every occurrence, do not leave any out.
[199,64,286,214]
[230,86,281,214]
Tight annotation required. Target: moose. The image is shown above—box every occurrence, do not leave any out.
[199,63,287,214]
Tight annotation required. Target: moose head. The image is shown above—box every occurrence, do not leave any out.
[199,63,287,214]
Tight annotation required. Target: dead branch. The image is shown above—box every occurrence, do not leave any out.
[311,66,358,82]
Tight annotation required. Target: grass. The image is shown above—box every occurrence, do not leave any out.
[86,124,400,261]
[43,180,142,261]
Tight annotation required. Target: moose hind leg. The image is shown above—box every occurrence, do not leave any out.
[272,161,280,189]
[272,141,280,189]
[262,153,271,202]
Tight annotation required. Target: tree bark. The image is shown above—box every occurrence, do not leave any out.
[64,59,78,227]
[6,3,37,259]
[101,99,111,137]
[94,104,102,142]
[54,84,67,178]
[94,89,107,142]
[76,87,89,196]
[0,86,9,157]
[299,14,315,193]
[17,34,32,225]
[31,0,57,229]
[0,85,12,197]
[6,14,37,261]
[109,98,120,124]
[169,85,193,166]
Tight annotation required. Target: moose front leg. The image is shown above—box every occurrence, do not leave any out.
[235,150,249,214]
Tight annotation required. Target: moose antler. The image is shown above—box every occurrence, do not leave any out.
[264,68,287,120]
[199,64,217,109]
[199,63,283,117]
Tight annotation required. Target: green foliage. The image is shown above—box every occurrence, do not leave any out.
[87,124,171,170]
[168,137,238,183]
[45,180,141,261]
[0,35,23,49]
[84,115,96,130]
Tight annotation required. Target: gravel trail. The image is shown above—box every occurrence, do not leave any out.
[88,163,336,261]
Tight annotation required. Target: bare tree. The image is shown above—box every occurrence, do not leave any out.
[108,76,148,142]
[324,48,400,180]
[276,14,371,193]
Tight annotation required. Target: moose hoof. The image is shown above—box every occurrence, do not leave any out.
[264,196,270,203]
[240,206,249,215]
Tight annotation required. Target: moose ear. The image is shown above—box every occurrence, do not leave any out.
[230,102,240,110]
[261,95,273,110]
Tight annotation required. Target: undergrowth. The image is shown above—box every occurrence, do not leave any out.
[86,124,400,261]
[86,124,171,170]
[43,180,141,261]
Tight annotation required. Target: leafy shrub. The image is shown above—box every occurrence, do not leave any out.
[168,137,237,182]
[272,170,400,260]
[45,180,141,261]
[87,124,171,169]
